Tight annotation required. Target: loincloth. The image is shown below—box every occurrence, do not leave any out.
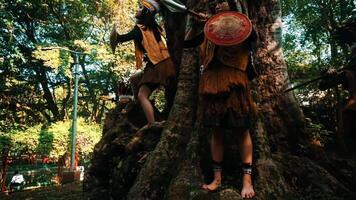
[199,61,257,129]
[139,58,176,90]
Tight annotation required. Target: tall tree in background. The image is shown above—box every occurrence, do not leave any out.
[282,0,354,65]
[281,0,355,146]
[0,0,139,129]
[0,0,137,190]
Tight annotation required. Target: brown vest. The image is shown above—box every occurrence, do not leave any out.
[134,25,170,69]
[200,37,250,71]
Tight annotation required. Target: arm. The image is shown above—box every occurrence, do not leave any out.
[246,29,258,80]
[116,26,142,43]
[319,70,346,90]
[247,53,257,80]
[110,25,142,52]
[247,29,257,51]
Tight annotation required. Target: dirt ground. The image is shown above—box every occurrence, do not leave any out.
[0,182,86,200]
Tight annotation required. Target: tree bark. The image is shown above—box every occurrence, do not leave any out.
[127,48,199,199]
[79,57,99,122]
[60,77,71,119]
[35,65,61,121]
[85,0,356,199]
[249,0,308,152]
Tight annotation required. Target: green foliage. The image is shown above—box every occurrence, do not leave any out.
[150,88,166,112]
[305,118,333,147]
[281,0,355,140]
[0,134,11,150]
[33,48,66,70]
[11,125,42,155]
[2,118,101,163]
[282,0,355,79]
[0,0,139,128]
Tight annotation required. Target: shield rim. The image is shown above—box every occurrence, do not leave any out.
[204,11,252,46]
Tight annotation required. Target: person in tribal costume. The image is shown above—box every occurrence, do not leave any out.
[184,0,257,198]
[320,45,356,141]
[110,0,177,124]
[343,54,356,139]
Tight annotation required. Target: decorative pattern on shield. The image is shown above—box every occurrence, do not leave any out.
[204,11,252,46]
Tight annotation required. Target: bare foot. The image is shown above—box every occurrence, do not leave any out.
[202,178,221,192]
[241,174,255,199]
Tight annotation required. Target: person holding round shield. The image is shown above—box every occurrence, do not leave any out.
[185,0,257,198]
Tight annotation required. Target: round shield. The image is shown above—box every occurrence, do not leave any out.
[204,11,252,46]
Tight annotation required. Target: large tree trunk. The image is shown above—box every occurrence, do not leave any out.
[35,66,61,121]
[79,57,100,122]
[245,8,311,197]
[249,1,355,198]
[60,77,71,119]
[126,48,199,199]
[85,0,356,199]
[249,0,308,152]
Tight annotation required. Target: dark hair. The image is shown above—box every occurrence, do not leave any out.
[227,0,237,11]
[137,7,162,42]
[210,0,237,14]
[14,170,19,174]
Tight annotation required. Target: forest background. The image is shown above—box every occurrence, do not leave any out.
[0,0,354,184]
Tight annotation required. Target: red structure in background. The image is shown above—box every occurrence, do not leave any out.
[57,149,80,184]
[42,156,50,164]
[1,149,9,192]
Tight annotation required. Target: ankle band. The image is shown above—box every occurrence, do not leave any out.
[242,163,253,175]
[212,160,222,172]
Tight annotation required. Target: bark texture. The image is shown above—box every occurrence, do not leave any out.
[248,0,308,152]
[127,48,199,199]
[85,0,356,199]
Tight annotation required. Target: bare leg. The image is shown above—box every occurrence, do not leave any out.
[121,72,143,114]
[130,71,143,100]
[202,128,224,191]
[238,129,255,198]
[138,85,155,124]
